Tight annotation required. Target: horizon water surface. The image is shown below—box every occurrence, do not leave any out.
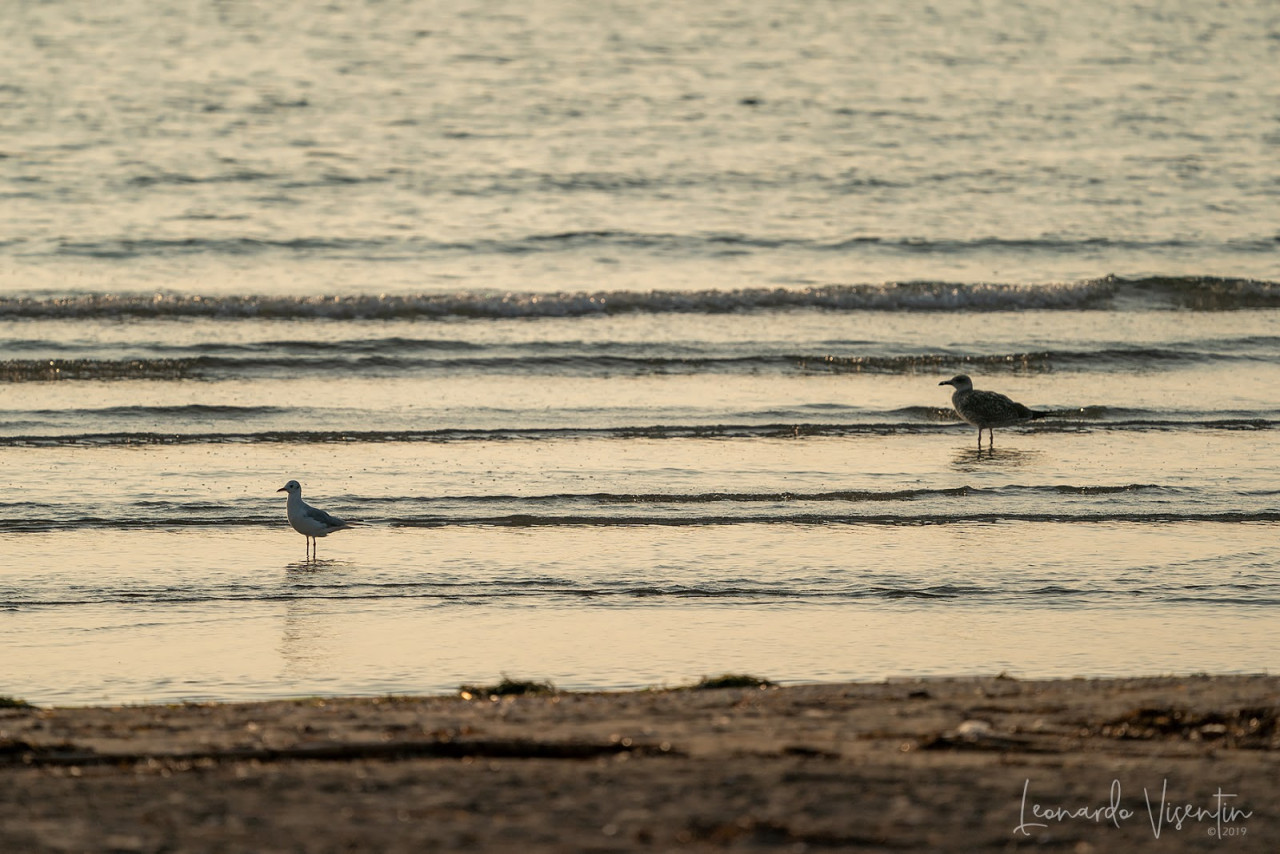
[1,0,1279,706]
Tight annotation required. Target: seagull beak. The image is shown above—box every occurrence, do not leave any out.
[938,380,951,386]
[276,487,288,492]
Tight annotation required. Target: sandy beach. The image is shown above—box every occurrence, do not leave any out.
[2,675,1276,852]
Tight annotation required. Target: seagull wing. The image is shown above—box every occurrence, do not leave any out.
[303,503,350,529]
[965,390,1034,425]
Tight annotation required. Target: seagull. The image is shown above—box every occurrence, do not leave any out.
[277,480,356,561]
[938,375,1046,449]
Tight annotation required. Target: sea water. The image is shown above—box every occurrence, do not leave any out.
[1,0,1278,705]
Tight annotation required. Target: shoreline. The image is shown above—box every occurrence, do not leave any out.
[2,674,1277,851]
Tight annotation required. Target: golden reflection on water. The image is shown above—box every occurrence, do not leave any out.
[279,598,338,681]
[949,445,1043,471]
[3,421,1280,706]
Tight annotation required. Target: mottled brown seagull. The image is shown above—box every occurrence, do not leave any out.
[939,375,1046,449]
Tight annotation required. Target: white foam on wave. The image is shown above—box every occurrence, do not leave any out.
[1,277,1275,319]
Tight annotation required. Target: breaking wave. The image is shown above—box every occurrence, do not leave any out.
[0,418,1274,447]
[2,276,1277,319]
[3,344,1268,382]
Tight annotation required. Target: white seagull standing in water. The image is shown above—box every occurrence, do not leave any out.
[277,480,356,561]
[939,375,1046,449]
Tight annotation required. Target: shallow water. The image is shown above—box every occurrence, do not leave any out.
[2,0,1278,705]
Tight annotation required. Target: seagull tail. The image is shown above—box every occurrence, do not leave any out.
[1028,409,1049,420]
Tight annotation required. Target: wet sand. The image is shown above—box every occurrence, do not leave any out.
[2,675,1277,852]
